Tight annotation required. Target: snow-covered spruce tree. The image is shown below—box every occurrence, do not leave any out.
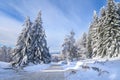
[87,11,99,58]
[96,7,107,58]
[62,31,78,63]
[29,12,51,64]
[80,32,87,48]
[12,16,32,67]
[12,12,51,68]
[61,37,68,61]
[86,32,92,58]
[76,32,88,59]
[97,0,120,58]
[91,11,99,57]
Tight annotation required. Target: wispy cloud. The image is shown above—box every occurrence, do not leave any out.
[0,12,22,46]
[0,0,107,51]
[0,0,81,51]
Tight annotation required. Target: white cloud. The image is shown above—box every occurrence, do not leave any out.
[0,0,83,51]
[0,12,22,46]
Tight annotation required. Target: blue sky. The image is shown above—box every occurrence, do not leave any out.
[0,0,120,52]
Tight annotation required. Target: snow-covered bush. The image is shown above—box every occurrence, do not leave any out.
[0,46,13,62]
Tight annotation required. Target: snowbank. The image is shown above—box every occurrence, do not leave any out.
[62,61,77,70]
[24,64,50,72]
[64,59,120,80]
[0,61,50,80]
[0,61,11,68]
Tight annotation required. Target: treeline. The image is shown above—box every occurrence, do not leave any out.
[0,0,120,67]
[61,0,120,62]
[0,46,13,62]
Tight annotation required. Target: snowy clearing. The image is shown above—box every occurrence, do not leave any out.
[0,61,50,80]
[0,59,120,80]
[24,64,50,72]
[63,59,120,80]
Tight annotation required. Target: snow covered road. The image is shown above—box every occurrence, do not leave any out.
[0,64,65,80]
[25,64,65,80]
[1,59,120,80]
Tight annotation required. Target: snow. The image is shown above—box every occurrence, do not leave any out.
[0,61,50,79]
[24,64,50,72]
[0,62,17,79]
[0,59,120,80]
[63,59,120,80]
[62,61,77,70]
[0,61,11,68]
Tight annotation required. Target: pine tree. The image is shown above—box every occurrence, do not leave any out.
[87,33,92,58]
[12,16,32,67]
[62,31,78,63]
[29,11,51,64]
[97,0,120,58]
[90,0,120,57]
[80,32,87,48]
[76,32,88,58]
[87,10,99,58]
[12,12,51,68]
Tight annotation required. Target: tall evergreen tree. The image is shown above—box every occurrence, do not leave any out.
[12,12,51,68]
[87,0,120,58]
[81,32,87,48]
[96,0,120,58]
[29,12,51,64]
[76,32,88,58]
[12,16,32,67]
[87,32,92,58]
[87,10,99,58]
[62,31,78,63]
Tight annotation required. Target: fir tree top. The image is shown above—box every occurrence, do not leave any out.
[35,11,42,24]
[106,0,116,13]
[93,10,98,23]
[24,16,31,27]
[70,30,75,37]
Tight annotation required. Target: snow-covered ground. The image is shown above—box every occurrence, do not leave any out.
[62,59,120,80]
[0,62,50,80]
[24,64,50,72]
[0,59,120,80]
